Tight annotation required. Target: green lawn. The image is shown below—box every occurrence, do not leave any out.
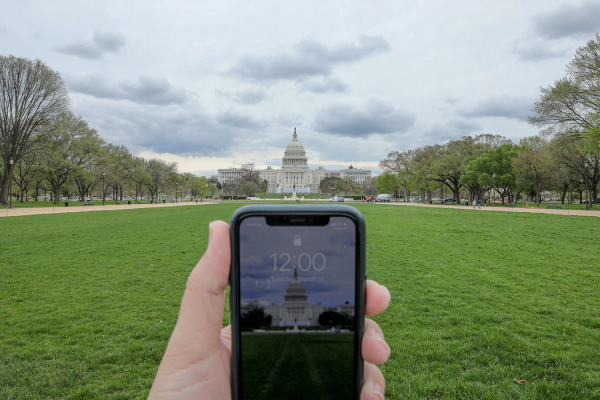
[241,333,354,399]
[1,203,599,399]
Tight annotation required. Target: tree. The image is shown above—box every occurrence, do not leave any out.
[529,35,600,140]
[380,149,416,201]
[377,174,401,201]
[12,152,38,202]
[129,156,150,202]
[319,176,341,196]
[512,151,554,204]
[145,158,177,203]
[461,144,523,203]
[0,55,70,205]
[70,128,105,201]
[411,145,441,201]
[240,163,260,183]
[361,176,377,198]
[38,113,97,204]
[333,179,352,196]
[318,311,353,330]
[240,302,272,331]
[190,176,208,199]
[259,180,269,195]
[240,180,259,196]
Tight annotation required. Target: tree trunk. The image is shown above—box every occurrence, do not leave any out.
[0,174,9,205]
[53,183,61,204]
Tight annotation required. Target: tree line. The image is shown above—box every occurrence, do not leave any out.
[0,55,219,205]
[378,34,600,206]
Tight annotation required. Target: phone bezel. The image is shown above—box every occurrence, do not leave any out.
[230,205,366,400]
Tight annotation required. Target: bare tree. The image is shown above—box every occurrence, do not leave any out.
[240,163,260,183]
[0,55,70,205]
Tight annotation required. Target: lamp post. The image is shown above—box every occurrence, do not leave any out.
[493,173,496,207]
[102,171,105,205]
[180,186,183,203]
[585,161,590,211]
[8,157,14,209]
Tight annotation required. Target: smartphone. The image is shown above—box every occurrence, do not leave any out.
[230,205,366,400]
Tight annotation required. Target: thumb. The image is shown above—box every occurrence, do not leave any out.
[167,220,231,360]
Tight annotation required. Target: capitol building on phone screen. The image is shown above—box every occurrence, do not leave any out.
[217,128,371,194]
[242,268,355,327]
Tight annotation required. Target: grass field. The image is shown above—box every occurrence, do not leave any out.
[241,333,354,399]
[1,203,600,399]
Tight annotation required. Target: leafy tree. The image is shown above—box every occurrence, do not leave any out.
[240,303,272,331]
[190,176,208,199]
[333,179,352,196]
[208,183,218,198]
[412,145,441,201]
[318,311,353,330]
[70,128,105,201]
[377,173,401,201]
[461,144,523,204]
[129,156,150,202]
[319,176,341,196]
[259,180,269,195]
[529,35,600,140]
[38,113,98,204]
[0,55,70,205]
[240,180,259,196]
[144,158,177,203]
[12,152,38,202]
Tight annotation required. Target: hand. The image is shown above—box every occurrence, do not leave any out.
[148,220,391,399]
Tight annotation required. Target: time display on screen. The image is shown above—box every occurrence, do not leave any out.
[269,252,326,272]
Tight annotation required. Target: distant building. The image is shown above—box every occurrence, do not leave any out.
[241,268,354,327]
[217,128,371,194]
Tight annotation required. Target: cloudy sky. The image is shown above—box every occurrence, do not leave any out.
[2,1,600,176]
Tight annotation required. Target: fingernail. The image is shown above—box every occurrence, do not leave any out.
[376,333,391,360]
[208,222,214,244]
[384,285,391,301]
[373,381,385,399]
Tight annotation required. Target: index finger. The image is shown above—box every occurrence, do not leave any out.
[366,280,390,316]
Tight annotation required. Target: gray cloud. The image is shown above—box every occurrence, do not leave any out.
[534,2,600,39]
[216,89,271,104]
[229,35,390,81]
[459,95,533,121]
[55,30,125,59]
[76,100,232,156]
[299,77,349,93]
[216,110,269,130]
[511,40,568,61]
[419,119,482,143]
[66,72,189,105]
[313,97,415,137]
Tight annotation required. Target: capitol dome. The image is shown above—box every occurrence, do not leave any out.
[285,128,305,151]
[284,268,309,305]
[282,128,308,169]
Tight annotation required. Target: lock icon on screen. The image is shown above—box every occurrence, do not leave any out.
[293,235,302,246]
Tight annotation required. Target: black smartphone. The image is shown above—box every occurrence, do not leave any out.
[230,205,366,400]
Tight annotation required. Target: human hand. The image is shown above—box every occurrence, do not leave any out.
[148,220,391,399]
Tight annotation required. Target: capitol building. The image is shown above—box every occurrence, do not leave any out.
[218,129,372,194]
[242,268,355,328]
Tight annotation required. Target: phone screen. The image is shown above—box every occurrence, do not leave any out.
[237,215,358,399]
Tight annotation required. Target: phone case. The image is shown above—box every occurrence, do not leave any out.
[229,204,366,400]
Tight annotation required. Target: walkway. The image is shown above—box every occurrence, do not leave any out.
[381,202,600,218]
[0,201,215,218]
